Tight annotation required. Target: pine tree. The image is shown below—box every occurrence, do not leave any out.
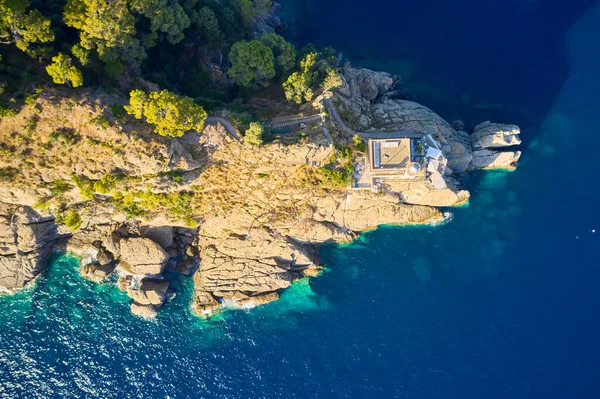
[0,0,54,55]
[228,40,275,87]
[125,89,208,137]
[46,53,83,88]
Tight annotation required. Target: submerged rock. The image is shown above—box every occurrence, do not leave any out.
[0,204,58,293]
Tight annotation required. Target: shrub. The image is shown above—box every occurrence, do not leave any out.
[160,170,184,184]
[51,179,73,196]
[63,208,83,230]
[89,115,111,129]
[49,128,80,146]
[72,175,95,200]
[111,104,126,119]
[244,122,264,146]
[353,135,366,152]
[24,116,38,134]
[0,167,19,182]
[0,105,17,117]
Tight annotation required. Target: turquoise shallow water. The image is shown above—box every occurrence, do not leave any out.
[3,1,600,398]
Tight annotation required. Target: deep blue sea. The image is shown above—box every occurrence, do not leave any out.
[2,1,600,398]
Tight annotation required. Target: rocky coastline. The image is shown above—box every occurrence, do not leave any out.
[0,65,522,317]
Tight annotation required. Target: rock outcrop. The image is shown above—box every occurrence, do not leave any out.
[127,278,170,317]
[470,121,522,169]
[191,190,443,316]
[119,237,169,276]
[0,73,524,318]
[333,66,522,174]
[0,204,58,293]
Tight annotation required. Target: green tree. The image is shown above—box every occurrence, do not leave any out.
[45,53,84,88]
[64,0,145,67]
[259,33,295,77]
[63,208,83,230]
[322,68,343,90]
[244,122,263,146]
[196,6,220,42]
[125,89,208,137]
[283,52,317,104]
[283,71,312,104]
[228,40,275,87]
[254,0,272,17]
[130,0,190,44]
[0,0,54,54]
[71,43,90,66]
[234,0,253,28]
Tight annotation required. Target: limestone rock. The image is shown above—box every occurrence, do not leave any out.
[130,302,159,318]
[0,204,58,293]
[472,149,522,170]
[191,287,221,316]
[233,291,280,309]
[96,246,114,265]
[444,130,474,174]
[472,121,521,150]
[139,225,174,249]
[81,261,117,281]
[339,67,394,102]
[119,237,169,276]
[127,278,169,306]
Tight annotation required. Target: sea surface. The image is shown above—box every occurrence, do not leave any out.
[2,1,600,398]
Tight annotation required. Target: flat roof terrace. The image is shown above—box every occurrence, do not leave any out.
[370,138,411,169]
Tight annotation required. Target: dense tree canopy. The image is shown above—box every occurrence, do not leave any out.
[46,53,83,87]
[125,89,208,137]
[228,39,275,87]
[130,0,190,45]
[260,33,295,78]
[253,0,272,17]
[64,0,144,67]
[0,0,54,55]
[283,52,316,104]
[283,48,342,104]
[196,6,220,43]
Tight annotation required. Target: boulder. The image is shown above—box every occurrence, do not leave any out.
[139,225,174,249]
[95,246,114,265]
[130,302,159,318]
[338,67,394,103]
[119,237,169,276]
[444,130,473,174]
[192,288,221,317]
[0,204,58,293]
[81,261,117,281]
[472,149,522,170]
[471,121,521,150]
[126,278,169,306]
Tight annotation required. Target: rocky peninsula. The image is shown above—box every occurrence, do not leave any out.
[0,66,522,317]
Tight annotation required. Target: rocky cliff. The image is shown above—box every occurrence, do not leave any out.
[0,204,59,293]
[0,65,522,316]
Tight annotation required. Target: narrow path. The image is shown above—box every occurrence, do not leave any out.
[323,98,358,136]
[206,116,243,143]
